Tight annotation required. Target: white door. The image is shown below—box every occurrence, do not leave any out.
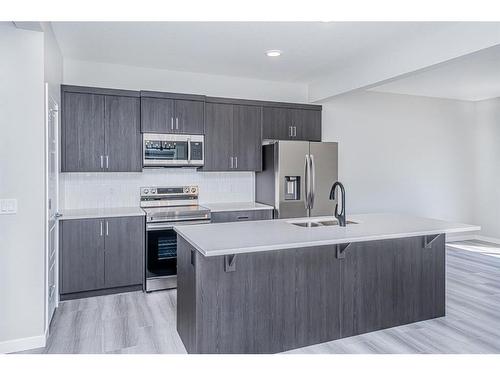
[45,83,59,330]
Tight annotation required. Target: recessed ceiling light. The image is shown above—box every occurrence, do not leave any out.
[266,50,282,57]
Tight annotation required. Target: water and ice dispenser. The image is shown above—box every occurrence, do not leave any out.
[284,176,301,200]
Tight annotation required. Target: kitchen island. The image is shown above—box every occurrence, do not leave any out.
[174,214,479,354]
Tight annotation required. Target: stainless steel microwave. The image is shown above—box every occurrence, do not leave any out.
[143,133,204,167]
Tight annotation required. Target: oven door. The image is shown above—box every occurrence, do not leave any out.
[145,219,210,291]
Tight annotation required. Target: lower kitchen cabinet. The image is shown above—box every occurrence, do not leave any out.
[210,209,273,223]
[103,217,145,288]
[60,216,145,300]
[60,218,105,294]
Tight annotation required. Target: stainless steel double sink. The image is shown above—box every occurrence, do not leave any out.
[288,219,359,228]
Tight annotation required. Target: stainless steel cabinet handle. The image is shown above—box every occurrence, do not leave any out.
[105,155,109,169]
[106,221,109,236]
[100,221,103,236]
[293,126,297,137]
[176,117,179,130]
[230,156,234,169]
[289,126,292,137]
[171,117,174,130]
[235,156,238,169]
[100,155,103,169]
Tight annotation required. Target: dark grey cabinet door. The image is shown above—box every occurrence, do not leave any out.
[340,236,445,338]
[294,245,342,347]
[174,100,204,134]
[291,109,321,141]
[233,105,262,171]
[60,219,104,294]
[105,96,142,172]
[104,216,144,288]
[262,106,291,140]
[62,92,105,172]
[203,102,233,171]
[210,209,273,223]
[141,97,175,133]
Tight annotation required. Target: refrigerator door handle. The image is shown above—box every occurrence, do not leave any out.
[304,154,310,210]
[309,154,316,210]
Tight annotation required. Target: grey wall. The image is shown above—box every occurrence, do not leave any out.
[0,23,46,350]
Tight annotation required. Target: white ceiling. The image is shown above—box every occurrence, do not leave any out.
[369,44,500,101]
[51,22,464,83]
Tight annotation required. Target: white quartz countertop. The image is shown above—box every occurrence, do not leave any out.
[59,207,145,220]
[174,213,480,257]
[201,202,274,213]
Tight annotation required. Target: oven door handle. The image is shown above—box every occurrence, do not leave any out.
[146,219,211,231]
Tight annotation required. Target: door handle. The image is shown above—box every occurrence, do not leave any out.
[304,154,310,210]
[235,156,238,169]
[230,156,234,169]
[171,117,174,130]
[309,154,315,210]
[293,126,297,137]
[100,221,103,236]
[106,221,109,236]
[176,117,179,130]
[105,155,109,169]
[100,155,104,169]
[289,126,292,137]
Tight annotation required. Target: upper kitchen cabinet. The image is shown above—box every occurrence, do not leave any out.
[262,104,322,142]
[140,91,205,134]
[61,85,141,173]
[203,98,262,172]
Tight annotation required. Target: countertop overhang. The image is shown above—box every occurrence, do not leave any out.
[174,213,480,257]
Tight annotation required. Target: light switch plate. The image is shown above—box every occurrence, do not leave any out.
[0,199,18,214]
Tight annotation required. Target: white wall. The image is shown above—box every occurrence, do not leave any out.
[321,90,476,223]
[60,59,308,209]
[60,170,255,209]
[64,59,308,102]
[474,98,500,239]
[0,23,46,352]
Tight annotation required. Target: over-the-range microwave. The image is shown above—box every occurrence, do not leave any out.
[143,133,204,167]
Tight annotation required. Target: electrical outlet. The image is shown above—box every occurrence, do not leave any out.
[0,199,18,214]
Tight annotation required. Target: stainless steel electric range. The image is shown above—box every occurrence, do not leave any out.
[140,185,210,292]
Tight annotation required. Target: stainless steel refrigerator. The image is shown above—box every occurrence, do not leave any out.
[256,141,338,218]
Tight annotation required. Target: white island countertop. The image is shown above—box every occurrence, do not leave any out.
[201,202,274,212]
[59,207,145,220]
[174,213,480,257]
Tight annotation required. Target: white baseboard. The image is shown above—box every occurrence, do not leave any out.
[446,233,500,245]
[446,233,477,243]
[0,334,46,354]
[475,235,500,245]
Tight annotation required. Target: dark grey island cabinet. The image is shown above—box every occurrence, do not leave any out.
[61,85,142,173]
[176,234,445,354]
[59,216,144,300]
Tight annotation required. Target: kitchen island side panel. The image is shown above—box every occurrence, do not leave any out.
[176,236,198,353]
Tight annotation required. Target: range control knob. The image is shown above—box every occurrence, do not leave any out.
[143,189,149,194]
[191,186,197,193]
[150,188,156,194]
[184,187,189,193]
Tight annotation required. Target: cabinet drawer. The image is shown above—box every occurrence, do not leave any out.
[211,209,273,223]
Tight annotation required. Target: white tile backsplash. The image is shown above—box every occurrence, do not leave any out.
[59,169,255,209]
